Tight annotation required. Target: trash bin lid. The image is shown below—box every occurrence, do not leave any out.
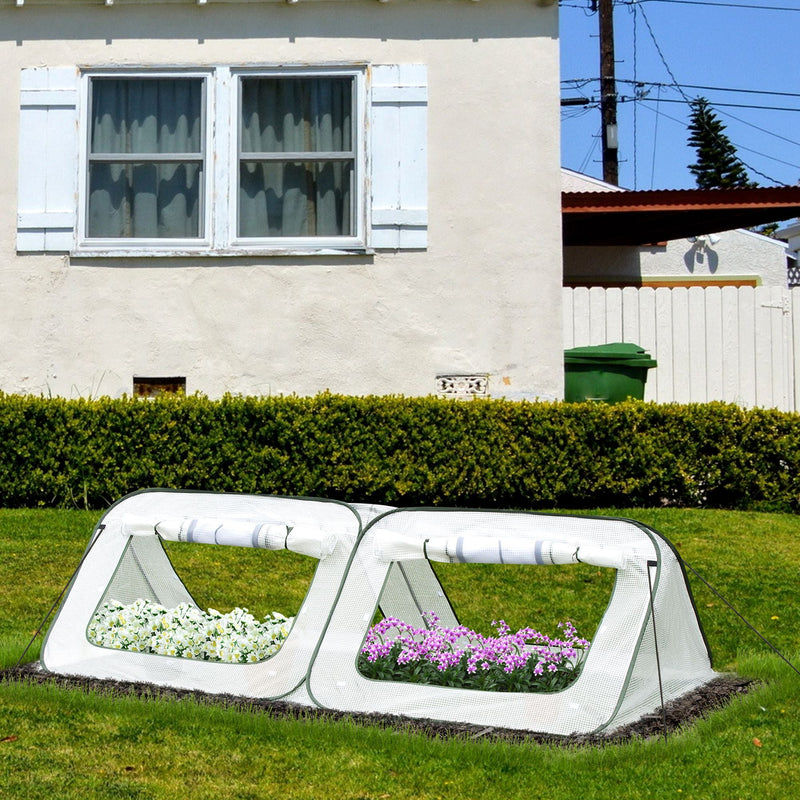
[564,342,657,367]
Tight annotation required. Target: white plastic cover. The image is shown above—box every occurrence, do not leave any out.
[373,532,630,570]
[122,515,337,560]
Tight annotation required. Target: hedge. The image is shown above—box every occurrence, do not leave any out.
[1,392,800,512]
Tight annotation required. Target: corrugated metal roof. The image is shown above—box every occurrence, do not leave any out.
[562,186,800,246]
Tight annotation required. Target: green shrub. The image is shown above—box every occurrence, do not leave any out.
[1,392,800,511]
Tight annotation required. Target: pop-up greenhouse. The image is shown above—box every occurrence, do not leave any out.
[42,490,377,700]
[41,490,717,735]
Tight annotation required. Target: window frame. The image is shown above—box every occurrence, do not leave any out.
[231,66,366,251]
[77,68,215,255]
[75,65,367,257]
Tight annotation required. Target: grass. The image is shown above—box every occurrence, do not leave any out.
[1,507,799,799]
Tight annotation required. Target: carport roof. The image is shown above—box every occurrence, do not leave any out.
[562,186,800,247]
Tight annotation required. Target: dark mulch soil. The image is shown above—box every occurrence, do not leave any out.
[1,662,756,747]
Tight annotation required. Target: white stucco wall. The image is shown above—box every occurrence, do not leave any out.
[564,229,788,288]
[0,0,563,400]
[777,219,800,260]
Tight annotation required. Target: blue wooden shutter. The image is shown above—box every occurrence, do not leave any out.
[369,65,428,250]
[17,67,79,252]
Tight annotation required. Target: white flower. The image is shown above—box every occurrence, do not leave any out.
[88,599,294,665]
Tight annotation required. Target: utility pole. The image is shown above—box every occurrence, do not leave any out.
[598,0,619,185]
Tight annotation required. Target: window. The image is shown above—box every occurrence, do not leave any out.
[238,76,355,239]
[87,78,205,241]
[17,64,428,255]
[79,69,361,252]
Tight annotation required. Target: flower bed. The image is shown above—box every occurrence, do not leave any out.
[88,599,293,663]
[358,612,589,693]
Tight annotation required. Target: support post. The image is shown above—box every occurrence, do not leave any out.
[598,0,619,185]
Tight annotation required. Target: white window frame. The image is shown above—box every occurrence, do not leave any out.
[74,65,367,257]
[76,68,214,256]
[229,66,367,252]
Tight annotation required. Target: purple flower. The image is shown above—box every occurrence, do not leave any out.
[359,612,589,693]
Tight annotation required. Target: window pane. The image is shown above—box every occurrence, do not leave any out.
[239,161,352,238]
[240,77,352,154]
[88,162,202,238]
[91,78,203,155]
[239,76,355,238]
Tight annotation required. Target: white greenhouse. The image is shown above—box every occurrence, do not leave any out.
[42,490,717,736]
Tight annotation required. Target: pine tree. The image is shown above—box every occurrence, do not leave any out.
[687,98,756,189]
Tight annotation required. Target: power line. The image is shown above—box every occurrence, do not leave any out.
[637,101,793,183]
[619,95,800,113]
[561,0,798,186]
[563,77,800,102]
[648,82,800,100]
[633,3,640,187]
[563,89,800,151]
[637,6,688,96]
[734,142,800,171]
[715,107,800,150]
[650,86,663,188]
[562,85,800,114]
[635,99,800,161]
[635,2,799,185]
[564,0,800,10]
[630,0,800,11]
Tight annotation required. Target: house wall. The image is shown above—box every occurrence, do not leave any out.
[0,0,563,400]
[777,220,800,259]
[564,229,788,288]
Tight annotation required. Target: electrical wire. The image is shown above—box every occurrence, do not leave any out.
[637,1,692,103]
[565,86,800,113]
[715,107,800,150]
[735,145,800,171]
[632,1,639,187]
[630,0,800,11]
[635,81,800,101]
[564,78,800,150]
[618,95,800,113]
[651,86,663,188]
[562,0,798,185]
[578,128,602,173]
[636,101,793,183]
[564,77,800,103]
[625,4,788,183]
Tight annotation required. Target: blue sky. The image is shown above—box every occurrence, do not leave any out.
[560,0,800,190]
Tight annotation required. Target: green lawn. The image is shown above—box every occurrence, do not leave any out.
[1,507,799,799]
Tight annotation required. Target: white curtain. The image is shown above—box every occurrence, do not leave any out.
[88,79,203,239]
[239,77,353,238]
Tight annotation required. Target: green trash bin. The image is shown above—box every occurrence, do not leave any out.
[564,342,657,403]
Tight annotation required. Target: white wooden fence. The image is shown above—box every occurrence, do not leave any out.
[563,286,800,411]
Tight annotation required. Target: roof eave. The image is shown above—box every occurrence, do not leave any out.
[562,186,800,247]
